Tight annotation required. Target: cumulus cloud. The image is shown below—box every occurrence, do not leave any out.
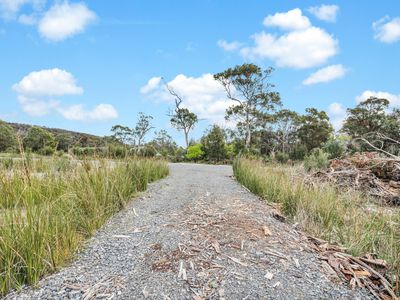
[18,13,37,25]
[58,104,118,121]
[141,74,236,125]
[356,90,400,107]
[308,5,339,22]
[373,16,400,43]
[13,68,118,121]
[303,64,347,85]
[13,68,83,96]
[327,102,346,130]
[263,8,311,31]
[217,40,243,51]
[38,1,97,41]
[0,0,44,20]
[18,95,59,117]
[140,76,162,94]
[236,8,338,68]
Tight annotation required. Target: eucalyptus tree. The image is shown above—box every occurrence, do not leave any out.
[214,63,281,149]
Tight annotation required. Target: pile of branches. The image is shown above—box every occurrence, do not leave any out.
[309,236,398,300]
[313,152,400,206]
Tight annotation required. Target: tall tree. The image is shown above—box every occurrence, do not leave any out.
[201,125,227,162]
[272,109,301,153]
[214,63,281,149]
[342,97,391,137]
[111,125,132,145]
[164,80,198,149]
[298,108,333,151]
[133,112,154,147]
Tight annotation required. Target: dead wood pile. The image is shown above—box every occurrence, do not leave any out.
[312,152,400,206]
[309,236,399,300]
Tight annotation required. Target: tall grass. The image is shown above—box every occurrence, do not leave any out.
[234,158,400,279]
[0,157,168,295]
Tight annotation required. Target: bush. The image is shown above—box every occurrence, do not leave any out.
[275,151,289,164]
[303,148,329,171]
[0,121,17,152]
[323,138,346,159]
[23,127,56,153]
[38,146,55,156]
[186,144,204,161]
[289,144,307,160]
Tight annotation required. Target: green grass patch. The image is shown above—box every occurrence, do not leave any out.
[0,157,168,295]
[233,158,399,281]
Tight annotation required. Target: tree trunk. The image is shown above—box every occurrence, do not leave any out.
[184,130,189,150]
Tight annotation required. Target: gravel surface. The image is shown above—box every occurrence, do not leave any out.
[4,163,373,300]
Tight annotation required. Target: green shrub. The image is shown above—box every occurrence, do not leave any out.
[23,127,56,153]
[38,146,55,156]
[323,138,346,159]
[303,148,329,171]
[275,151,289,164]
[0,121,17,152]
[186,144,204,161]
[289,144,307,160]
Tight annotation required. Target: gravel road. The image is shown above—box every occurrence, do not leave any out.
[5,163,372,300]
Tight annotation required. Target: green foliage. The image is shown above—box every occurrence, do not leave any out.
[0,121,17,152]
[23,127,56,153]
[289,144,308,160]
[150,130,177,158]
[323,137,347,159]
[303,148,329,171]
[38,146,55,156]
[55,133,72,152]
[201,125,227,162]
[275,151,289,164]
[298,108,333,151]
[342,97,391,137]
[186,144,204,160]
[214,63,281,148]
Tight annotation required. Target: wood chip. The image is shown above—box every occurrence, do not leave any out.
[264,272,274,280]
[226,255,248,267]
[262,226,272,236]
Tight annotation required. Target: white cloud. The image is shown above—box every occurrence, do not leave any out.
[141,73,236,125]
[13,68,83,97]
[217,40,243,51]
[140,76,162,94]
[327,102,346,130]
[0,0,45,20]
[38,1,97,41]
[241,27,338,68]
[13,68,118,121]
[356,90,400,107]
[263,8,311,31]
[373,16,400,43]
[58,104,118,121]
[308,5,339,22]
[18,95,59,117]
[303,64,347,85]
[18,13,37,25]
[328,102,345,116]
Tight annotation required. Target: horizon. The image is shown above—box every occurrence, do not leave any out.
[1,0,399,145]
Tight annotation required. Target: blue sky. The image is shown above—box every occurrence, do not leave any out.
[1,0,399,145]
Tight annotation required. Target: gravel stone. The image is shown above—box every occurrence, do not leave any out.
[4,163,373,300]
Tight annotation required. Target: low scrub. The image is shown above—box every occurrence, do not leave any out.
[0,157,168,295]
[233,158,400,280]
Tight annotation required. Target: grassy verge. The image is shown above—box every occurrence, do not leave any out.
[0,157,168,295]
[233,158,399,279]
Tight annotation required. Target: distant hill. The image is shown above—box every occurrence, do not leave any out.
[7,122,107,148]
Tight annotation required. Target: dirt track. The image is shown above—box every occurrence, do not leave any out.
[5,163,371,299]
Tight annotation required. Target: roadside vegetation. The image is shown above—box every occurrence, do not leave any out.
[234,159,400,275]
[0,155,168,295]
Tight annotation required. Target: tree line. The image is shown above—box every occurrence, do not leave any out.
[1,63,398,161]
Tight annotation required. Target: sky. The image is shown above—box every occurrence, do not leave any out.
[1,0,399,145]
